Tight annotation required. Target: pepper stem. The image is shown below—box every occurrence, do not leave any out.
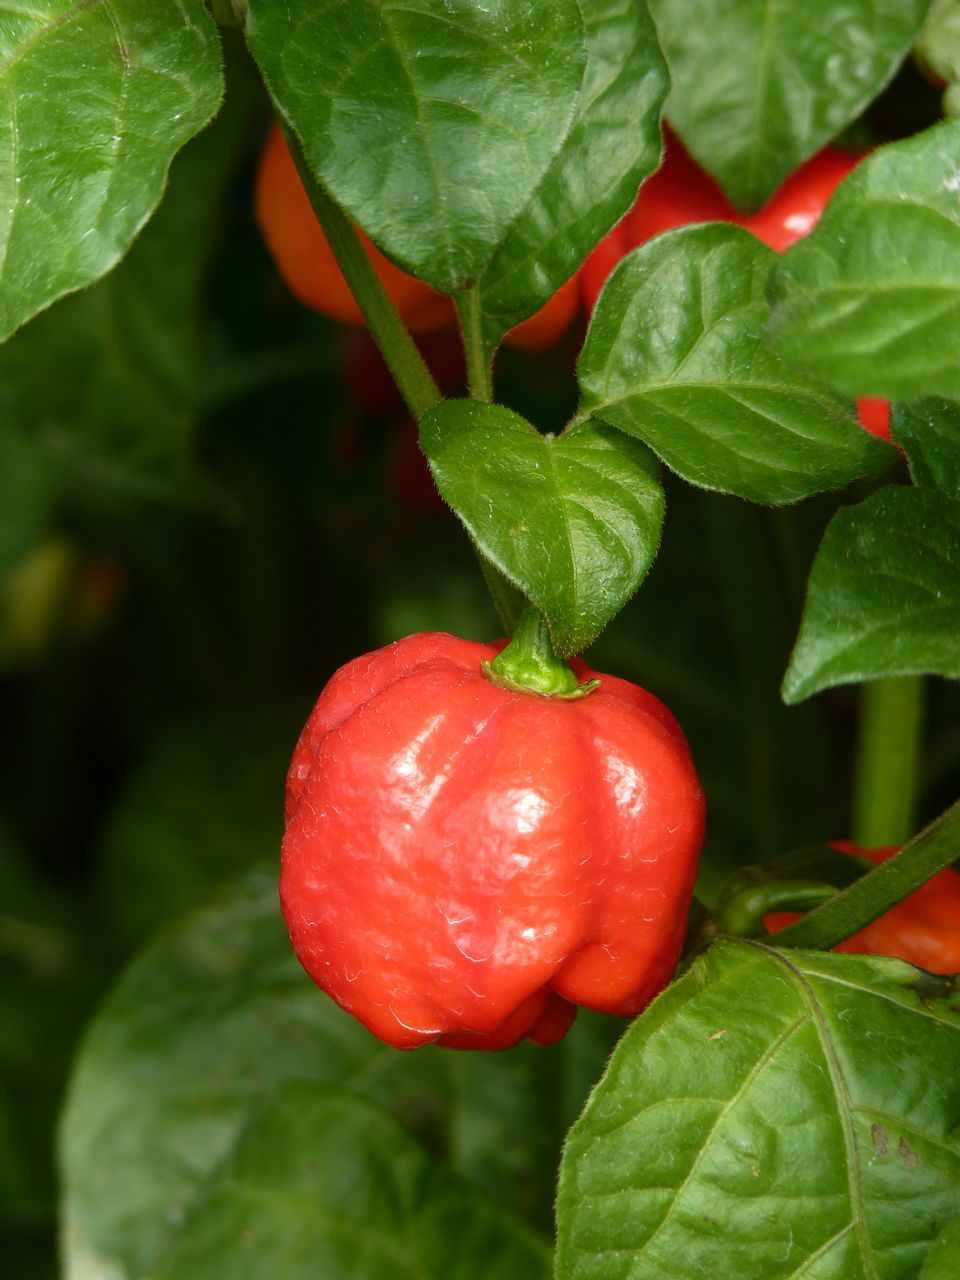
[715,880,840,939]
[484,604,598,700]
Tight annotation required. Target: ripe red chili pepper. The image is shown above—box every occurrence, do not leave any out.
[765,842,960,974]
[281,632,706,1050]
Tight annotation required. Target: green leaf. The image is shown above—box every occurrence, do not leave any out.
[577,224,892,504]
[245,0,586,296]
[768,121,960,402]
[0,90,247,496]
[60,869,619,1279]
[921,1213,960,1280]
[475,0,667,345]
[894,399,960,498]
[783,486,960,703]
[649,0,929,210]
[556,938,960,1280]
[148,1083,551,1280]
[0,0,223,342]
[420,400,664,655]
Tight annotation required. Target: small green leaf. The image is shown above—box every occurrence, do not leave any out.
[894,399,960,498]
[148,1084,551,1280]
[0,0,223,342]
[578,224,892,504]
[420,400,664,655]
[60,869,618,1279]
[556,939,960,1280]
[246,0,586,296]
[783,486,960,704]
[768,121,960,402]
[650,0,929,210]
[476,0,667,345]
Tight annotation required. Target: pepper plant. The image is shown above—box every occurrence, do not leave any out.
[3,1,960,1278]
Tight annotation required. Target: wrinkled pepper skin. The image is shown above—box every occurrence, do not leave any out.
[282,632,706,1050]
[766,842,960,974]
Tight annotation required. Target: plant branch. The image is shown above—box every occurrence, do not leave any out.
[456,288,494,403]
[852,675,924,847]
[281,125,441,420]
[772,797,960,951]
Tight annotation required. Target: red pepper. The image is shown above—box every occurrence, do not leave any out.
[765,842,960,974]
[281,632,706,1050]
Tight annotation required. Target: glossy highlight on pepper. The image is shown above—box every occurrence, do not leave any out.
[281,632,706,1050]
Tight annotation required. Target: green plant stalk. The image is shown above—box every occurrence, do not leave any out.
[281,125,441,421]
[456,288,494,403]
[486,602,597,699]
[716,881,839,939]
[477,557,526,635]
[772,797,960,951]
[282,128,522,627]
[851,675,924,847]
[282,132,536,645]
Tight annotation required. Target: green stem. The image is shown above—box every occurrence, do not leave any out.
[716,881,839,939]
[477,556,525,634]
[485,603,597,699]
[851,676,924,846]
[772,798,960,951]
[456,289,494,403]
[281,125,441,421]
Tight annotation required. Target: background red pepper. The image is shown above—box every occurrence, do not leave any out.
[281,632,706,1050]
[765,842,960,974]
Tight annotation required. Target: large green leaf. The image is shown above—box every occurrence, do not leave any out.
[768,121,960,402]
[420,400,664,655]
[782,486,960,704]
[650,0,929,210]
[556,938,960,1280]
[60,869,619,1279]
[148,1084,551,1280]
[0,90,248,496]
[246,0,586,295]
[0,0,223,341]
[577,224,892,504]
[475,0,667,346]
